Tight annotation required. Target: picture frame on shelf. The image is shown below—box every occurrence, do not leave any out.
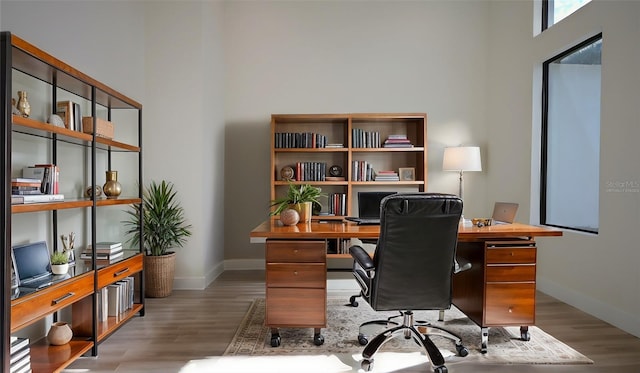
[399,167,415,181]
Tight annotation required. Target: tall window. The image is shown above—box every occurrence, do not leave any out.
[543,0,591,30]
[541,34,601,234]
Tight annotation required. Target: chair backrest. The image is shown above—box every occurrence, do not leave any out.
[369,193,463,311]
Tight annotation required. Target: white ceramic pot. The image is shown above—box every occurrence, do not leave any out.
[51,263,69,275]
[47,321,73,345]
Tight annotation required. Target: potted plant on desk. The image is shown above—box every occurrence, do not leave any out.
[270,182,325,224]
[123,180,192,298]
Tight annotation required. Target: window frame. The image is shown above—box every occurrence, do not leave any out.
[540,32,602,234]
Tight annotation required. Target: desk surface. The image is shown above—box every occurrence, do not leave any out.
[250,218,563,241]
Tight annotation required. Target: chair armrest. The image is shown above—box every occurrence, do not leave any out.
[349,245,375,271]
[454,257,472,274]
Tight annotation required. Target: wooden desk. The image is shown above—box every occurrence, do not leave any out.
[250,219,562,351]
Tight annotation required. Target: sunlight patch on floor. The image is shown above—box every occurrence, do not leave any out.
[180,352,430,373]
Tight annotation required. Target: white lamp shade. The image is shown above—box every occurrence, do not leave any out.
[442,146,482,172]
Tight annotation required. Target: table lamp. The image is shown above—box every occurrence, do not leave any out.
[442,146,482,219]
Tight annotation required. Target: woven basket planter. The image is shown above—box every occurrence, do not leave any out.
[144,252,176,298]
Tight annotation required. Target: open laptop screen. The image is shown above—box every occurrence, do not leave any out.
[358,192,397,219]
[11,241,52,285]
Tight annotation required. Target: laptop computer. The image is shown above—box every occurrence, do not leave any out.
[345,191,396,225]
[492,202,519,225]
[11,241,67,291]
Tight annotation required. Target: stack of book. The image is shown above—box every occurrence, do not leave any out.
[11,163,65,205]
[10,337,31,373]
[383,134,413,148]
[81,242,124,264]
[374,170,400,181]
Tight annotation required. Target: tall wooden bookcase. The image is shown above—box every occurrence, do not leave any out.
[1,32,144,372]
[270,113,427,257]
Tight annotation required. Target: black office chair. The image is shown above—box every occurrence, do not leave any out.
[349,193,469,373]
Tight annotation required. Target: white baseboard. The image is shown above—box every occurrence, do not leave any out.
[173,261,224,290]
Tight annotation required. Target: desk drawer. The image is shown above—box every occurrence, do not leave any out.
[266,240,326,263]
[485,283,535,326]
[486,265,535,282]
[267,263,326,288]
[266,288,326,328]
[11,272,94,332]
[486,247,536,264]
[97,254,143,289]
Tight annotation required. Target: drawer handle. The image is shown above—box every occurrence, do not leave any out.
[510,252,515,256]
[508,307,513,313]
[293,271,298,276]
[52,292,75,305]
[293,249,298,254]
[114,268,130,277]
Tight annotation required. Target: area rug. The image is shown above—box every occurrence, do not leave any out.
[224,298,593,366]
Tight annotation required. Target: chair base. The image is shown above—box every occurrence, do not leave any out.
[357,311,468,373]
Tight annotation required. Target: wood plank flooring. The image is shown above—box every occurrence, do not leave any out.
[66,270,640,372]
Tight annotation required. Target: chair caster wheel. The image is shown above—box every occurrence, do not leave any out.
[521,330,531,341]
[456,344,469,357]
[313,333,324,346]
[361,358,373,371]
[434,366,448,373]
[349,295,359,307]
[358,334,368,346]
[270,334,281,347]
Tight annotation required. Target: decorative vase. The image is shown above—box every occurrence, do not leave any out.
[293,202,313,223]
[16,91,31,118]
[103,170,122,198]
[47,322,73,345]
[51,263,69,275]
[280,208,300,226]
[144,252,176,298]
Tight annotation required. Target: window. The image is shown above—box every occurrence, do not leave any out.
[542,0,591,30]
[541,34,601,234]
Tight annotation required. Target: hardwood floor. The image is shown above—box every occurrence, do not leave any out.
[65,270,640,372]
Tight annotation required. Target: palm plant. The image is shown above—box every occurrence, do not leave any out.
[124,180,192,256]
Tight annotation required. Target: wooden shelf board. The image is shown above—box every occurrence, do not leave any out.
[97,303,144,342]
[29,337,94,373]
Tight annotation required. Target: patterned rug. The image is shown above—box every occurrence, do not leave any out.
[224,298,593,365]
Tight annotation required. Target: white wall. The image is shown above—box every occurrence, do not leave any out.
[1,1,226,291]
[223,0,491,266]
[487,0,640,337]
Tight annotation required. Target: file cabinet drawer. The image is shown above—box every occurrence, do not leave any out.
[97,254,143,289]
[266,240,326,263]
[486,247,536,264]
[486,265,536,282]
[485,283,535,326]
[267,263,326,288]
[266,288,326,328]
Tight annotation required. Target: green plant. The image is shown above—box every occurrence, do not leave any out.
[269,182,325,216]
[123,180,192,256]
[50,251,69,265]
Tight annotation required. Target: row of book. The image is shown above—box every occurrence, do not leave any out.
[352,128,381,148]
[97,276,135,322]
[352,160,374,181]
[291,162,327,181]
[274,132,328,148]
[327,193,347,216]
[10,336,31,373]
[81,242,124,265]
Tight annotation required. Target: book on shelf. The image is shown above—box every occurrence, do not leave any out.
[85,242,123,253]
[10,354,30,373]
[81,250,124,261]
[11,188,42,195]
[11,193,64,204]
[11,178,41,187]
[56,100,75,130]
[22,164,59,194]
[10,337,29,356]
[9,345,29,366]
